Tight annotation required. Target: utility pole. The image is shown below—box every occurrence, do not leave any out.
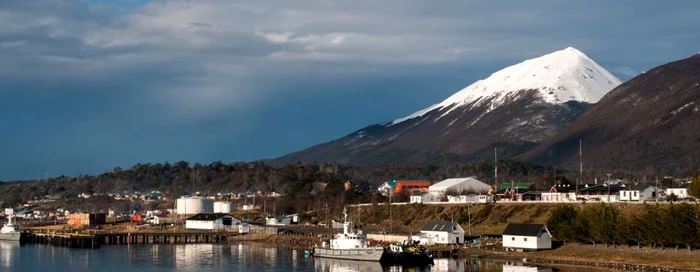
[494,147,498,192]
[578,139,582,195]
[324,203,329,228]
[467,204,472,236]
[389,191,393,234]
[607,173,612,203]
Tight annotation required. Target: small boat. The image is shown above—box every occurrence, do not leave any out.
[0,214,21,241]
[382,241,434,266]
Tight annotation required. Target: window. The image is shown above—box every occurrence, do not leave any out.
[524,238,528,241]
[511,237,515,241]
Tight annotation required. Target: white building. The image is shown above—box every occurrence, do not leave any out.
[410,192,440,203]
[618,190,641,201]
[665,187,688,199]
[502,223,552,252]
[242,204,255,211]
[266,216,292,226]
[238,223,251,234]
[411,221,465,245]
[151,215,177,225]
[446,195,493,204]
[429,177,491,196]
[185,213,240,230]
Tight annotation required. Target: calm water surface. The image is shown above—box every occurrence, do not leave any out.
[0,241,615,272]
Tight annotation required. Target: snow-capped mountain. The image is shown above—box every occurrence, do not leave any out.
[390,47,620,125]
[272,47,621,165]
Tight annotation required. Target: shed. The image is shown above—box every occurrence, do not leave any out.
[186,213,240,230]
[502,223,552,252]
[411,221,464,245]
[265,216,292,226]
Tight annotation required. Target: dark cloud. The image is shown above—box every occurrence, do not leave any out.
[1,0,700,180]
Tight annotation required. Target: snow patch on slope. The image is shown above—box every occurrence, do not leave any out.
[388,47,621,126]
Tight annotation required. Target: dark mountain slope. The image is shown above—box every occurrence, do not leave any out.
[522,54,700,174]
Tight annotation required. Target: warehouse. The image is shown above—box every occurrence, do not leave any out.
[428,177,491,196]
[185,213,241,230]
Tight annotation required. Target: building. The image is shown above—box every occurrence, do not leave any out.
[265,216,292,226]
[411,221,465,245]
[618,190,641,201]
[238,223,251,233]
[394,181,432,195]
[150,214,177,225]
[540,184,579,202]
[639,185,665,201]
[410,192,440,203]
[665,184,689,199]
[378,180,398,195]
[429,177,491,196]
[577,184,622,202]
[502,223,552,252]
[176,197,215,214]
[185,213,240,230]
[68,213,107,226]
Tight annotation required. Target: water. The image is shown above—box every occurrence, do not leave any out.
[0,241,614,272]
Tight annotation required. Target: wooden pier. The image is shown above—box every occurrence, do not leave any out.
[26,232,100,248]
[25,231,241,248]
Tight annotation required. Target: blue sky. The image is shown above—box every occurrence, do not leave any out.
[1,0,699,180]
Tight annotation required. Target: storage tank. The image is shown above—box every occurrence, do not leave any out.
[214,201,234,213]
[176,197,214,214]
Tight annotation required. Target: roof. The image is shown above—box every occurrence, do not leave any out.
[421,221,458,232]
[498,182,534,189]
[395,180,431,186]
[503,223,546,236]
[186,213,231,221]
[430,177,490,191]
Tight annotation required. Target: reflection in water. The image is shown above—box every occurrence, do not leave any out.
[0,241,20,268]
[0,243,625,272]
[503,263,553,272]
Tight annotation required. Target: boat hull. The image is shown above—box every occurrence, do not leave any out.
[0,232,21,242]
[314,247,384,261]
[380,252,434,266]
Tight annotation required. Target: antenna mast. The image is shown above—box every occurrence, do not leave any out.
[494,147,498,191]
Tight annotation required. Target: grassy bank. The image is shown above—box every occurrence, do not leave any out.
[345,203,644,235]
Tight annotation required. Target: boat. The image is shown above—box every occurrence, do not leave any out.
[0,214,21,241]
[313,207,385,262]
[382,241,434,265]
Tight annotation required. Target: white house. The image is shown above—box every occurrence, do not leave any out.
[410,192,440,203]
[411,221,465,245]
[429,177,491,197]
[185,213,241,230]
[266,216,292,226]
[665,186,689,199]
[618,190,641,201]
[238,223,251,233]
[502,223,552,252]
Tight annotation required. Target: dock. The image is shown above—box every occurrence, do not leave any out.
[24,231,242,248]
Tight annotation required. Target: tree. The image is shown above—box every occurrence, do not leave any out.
[687,175,700,198]
[547,205,579,243]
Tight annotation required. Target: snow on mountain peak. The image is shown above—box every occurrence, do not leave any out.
[390,47,621,125]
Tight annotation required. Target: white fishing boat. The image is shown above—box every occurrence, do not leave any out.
[0,214,21,241]
[312,207,385,261]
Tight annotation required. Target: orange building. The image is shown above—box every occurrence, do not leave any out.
[394,181,432,195]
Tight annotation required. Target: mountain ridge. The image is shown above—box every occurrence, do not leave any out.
[272,47,621,166]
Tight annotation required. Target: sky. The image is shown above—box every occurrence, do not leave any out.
[1,0,699,180]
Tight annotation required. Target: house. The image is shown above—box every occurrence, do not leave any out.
[618,190,641,201]
[185,213,240,230]
[378,180,398,195]
[238,223,251,233]
[578,184,622,202]
[541,184,581,202]
[429,177,491,196]
[502,223,552,252]
[410,192,440,203]
[411,221,465,245]
[265,216,292,226]
[665,184,689,199]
